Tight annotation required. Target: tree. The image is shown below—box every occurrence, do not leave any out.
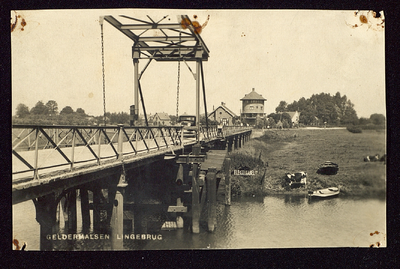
[76,108,86,115]
[359,117,371,125]
[275,101,288,113]
[60,106,74,115]
[16,103,30,118]
[282,112,293,128]
[45,100,58,116]
[370,113,385,125]
[30,101,49,115]
[267,113,281,123]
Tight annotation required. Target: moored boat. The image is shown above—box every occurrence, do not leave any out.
[316,161,339,175]
[308,187,340,198]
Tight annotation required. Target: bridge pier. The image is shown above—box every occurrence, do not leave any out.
[224,158,232,206]
[110,170,128,250]
[92,185,104,232]
[191,144,201,233]
[65,189,77,232]
[33,194,58,251]
[206,167,217,232]
[80,187,90,233]
[227,137,234,152]
[234,135,239,150]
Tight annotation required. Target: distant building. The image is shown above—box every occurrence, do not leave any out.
[152,112,171,126]
[208,102,237,126]
[286,111,301,125]
[240,88,266,125]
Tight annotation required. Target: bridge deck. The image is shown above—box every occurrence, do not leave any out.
[200,149,228,172]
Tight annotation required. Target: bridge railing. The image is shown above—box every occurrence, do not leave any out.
[12,124,184,180]
[198,125,252,140]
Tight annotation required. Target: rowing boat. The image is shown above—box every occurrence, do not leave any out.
[308,187,340,198]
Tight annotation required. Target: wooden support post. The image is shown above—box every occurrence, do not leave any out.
[225,158,232,206]
[207,167,217,232]
[110,170,128,250]
[191,143,201,233]
[67,189,77,232]
[238,134,242,148]
[92,186,101,231]
[234,135,238,150]
[176,198,184,228]
[80,187,90,232]
[228,137,233,152]
[191,163,200,233]
[33,194,57,251]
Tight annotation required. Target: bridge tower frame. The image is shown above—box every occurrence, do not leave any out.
[101,14,210,137]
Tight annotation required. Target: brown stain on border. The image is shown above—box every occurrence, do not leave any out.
[181,15,210,35]
[11,11,27,32]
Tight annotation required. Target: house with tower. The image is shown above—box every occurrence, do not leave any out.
[240,88,267,125]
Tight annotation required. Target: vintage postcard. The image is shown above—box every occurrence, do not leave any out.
[12,9,386,251]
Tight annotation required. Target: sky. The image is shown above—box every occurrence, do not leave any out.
[11,9,385,119]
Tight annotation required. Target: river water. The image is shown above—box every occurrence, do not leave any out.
[12,195,386,250]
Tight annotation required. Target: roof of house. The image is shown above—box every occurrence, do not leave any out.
[240,88,266,101]
[285,111,300,118]
[153,112,170,121]
[208,102,237,118]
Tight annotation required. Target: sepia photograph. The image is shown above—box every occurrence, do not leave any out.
[11,8,386,251]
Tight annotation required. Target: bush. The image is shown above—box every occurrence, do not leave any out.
[361,124,385,130]
[346,125,362,133]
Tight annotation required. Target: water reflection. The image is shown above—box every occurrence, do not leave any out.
[13,195,386,250]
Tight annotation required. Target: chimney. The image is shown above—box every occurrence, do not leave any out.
[221,102,225,106]
[252,88,255,91]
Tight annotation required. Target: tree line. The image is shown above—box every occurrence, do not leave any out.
[13,100,128,125]
[263,92,385,128]
[13,100,215,126]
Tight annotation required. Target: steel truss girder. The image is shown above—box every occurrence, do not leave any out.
[103,15,209,62]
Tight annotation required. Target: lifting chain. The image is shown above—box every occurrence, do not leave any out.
[100,21,107,126]
[176,30,182,119]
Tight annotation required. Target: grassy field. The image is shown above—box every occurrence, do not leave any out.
[228,128,386,197]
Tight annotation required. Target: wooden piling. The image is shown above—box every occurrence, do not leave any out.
[225,158,231,206]
[80,187,90,232]
[92,186,101,231]
[207,167,217,232]
[191,144,201,233]
[34,194,57,251]
[67,189,77,232]
[191,163,200,233]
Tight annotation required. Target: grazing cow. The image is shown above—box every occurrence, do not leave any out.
[285,171,307,183]
[379,154,386,164]
[364,154,380,162]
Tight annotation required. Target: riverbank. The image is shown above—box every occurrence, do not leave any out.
[228,128,386,197]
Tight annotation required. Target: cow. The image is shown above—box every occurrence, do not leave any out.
[364,154,380,162]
